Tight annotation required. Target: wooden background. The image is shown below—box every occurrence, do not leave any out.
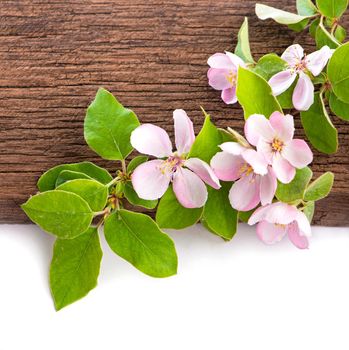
[0,0,348,225]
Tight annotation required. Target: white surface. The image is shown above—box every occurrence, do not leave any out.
[0,224,349,350]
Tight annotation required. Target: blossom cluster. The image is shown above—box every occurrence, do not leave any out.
[131,108,313,249]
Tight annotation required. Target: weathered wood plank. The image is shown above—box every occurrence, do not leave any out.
[0,0,348,225]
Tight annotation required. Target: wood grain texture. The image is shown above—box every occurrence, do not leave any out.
[0,0,348,225]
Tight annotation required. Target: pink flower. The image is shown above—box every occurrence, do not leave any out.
[130,109,220,208]
[269,44,333,111]
[207,51,245,104]
[245,112,313,184]
[248,202,311,249]
[210,141,277,211]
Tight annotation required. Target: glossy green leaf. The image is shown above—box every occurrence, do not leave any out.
[335,25,346,42]
[275,167,313,202]
[301,92,338,154]
[288,18,310,32]
[297,0,318,16]
[202,183,238,240]
[235,17,254,63]
[315,24,339,49]
[127,156,148,173]
[328,42,349,103]
[104,210,178,278]
[329,92,349,120]
[55,170,92,187]
[188,111,222,163]
[156,187,203,229]
[50,227,102,310]
[84,88,140,160]
[309,18,320,38]
[304,172,334,201]
[303,201,315,222]
[237,66,282,119]
[238,209,254,223]
[21,190,93,239]
[255,4,312,24]
[316,0,348,18]
[57,179,108,212]
[124,182,158,209]
[38,161,112,192]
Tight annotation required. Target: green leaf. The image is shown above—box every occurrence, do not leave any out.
[297,0,318,16]
[237,66,282,119]
[188,111,222,163]
[288,18,310,32]
[309,18,320,38]
[329,92,349,120]
[316,0,348,18]
[303,201,315,222]
[124,182,158,209]
[328,42,349,103]
[202,183,238,240]
[235,17,254,63]
[127,156,148,173]
[21,191,93,239]
[55,170,93,187]
[84,88,140,160]
[57,179,108,212]
[335,25,346,42]
[38,161,112,192]
[255,4,312,24]
[238,209,254,223]
[50,227,102,311]
[301,92,338,154]
[304,172,334,201]
[253,53,287,80]
[275,167,313,202]
[156,187,203,229]
[104,210,178,278]
[315,24,339,49]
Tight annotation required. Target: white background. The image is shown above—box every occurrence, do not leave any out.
[0,223,349,350]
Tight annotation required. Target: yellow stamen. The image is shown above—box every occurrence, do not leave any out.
[226,71,237,86]
[271,138,284,152]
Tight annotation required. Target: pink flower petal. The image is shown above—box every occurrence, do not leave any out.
[287,222,309,249]
[173,109,195,155]
[269,70,297,96]
[248,204,272,225]
[256,220,287,245]
[292,72,314,111]
[207,53,234,69]
[257,138,273,164]
[229,175,261,211]
[263,202,299,225]
[295,211,312,237]
[221,87,237,104]
[242,149,268,175]
[207,68,232,90]
[272,153,296,184]
[244,114,275,146]
[185,158,221,190]
[259,167,277,206]
[269,112,294,142]
[281,44,304,66]
[225,51,245,68]
[131,124,172,158]
[172,168,208,208]
[131,160,170,200]
[282,139,313,168]
[220,142,246,155]
[306,45,332,77]
[210,152,245,181]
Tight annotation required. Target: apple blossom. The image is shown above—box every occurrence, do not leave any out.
[207,51,245,104]
[245,112,313,184]
[268,44,333,111]
[210,141,277,211]
[248,202,311,249]
[130,109,220,208]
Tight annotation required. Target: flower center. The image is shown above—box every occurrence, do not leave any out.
[239,163,254,177]
[226,71,237,86]
[160,155,184,176]
[271,138,284,153]
[292,57,308,73]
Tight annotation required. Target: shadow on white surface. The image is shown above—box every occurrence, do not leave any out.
[0,223,348,350]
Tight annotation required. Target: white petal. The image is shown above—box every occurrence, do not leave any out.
[173,109,195,155]
[185,158,220,189]
[281,44,304,66]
